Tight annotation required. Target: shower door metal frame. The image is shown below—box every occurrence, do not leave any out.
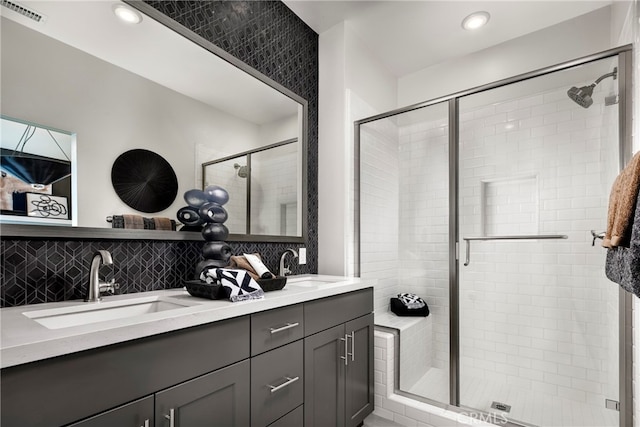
[354,44,633,427]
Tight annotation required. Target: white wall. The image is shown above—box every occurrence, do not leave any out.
[2,17,263,228]
[318,22,397,276]
[398,7,614,108]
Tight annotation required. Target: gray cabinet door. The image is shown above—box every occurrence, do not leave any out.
[304,324,346,427]
[68,396,154,427]
[345,314,374,427]
[155,360,250,427]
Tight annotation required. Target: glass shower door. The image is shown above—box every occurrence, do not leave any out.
[359,101,451,404]
[457,57,621,427]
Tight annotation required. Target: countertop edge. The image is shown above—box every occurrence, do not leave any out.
[1,276,373,369]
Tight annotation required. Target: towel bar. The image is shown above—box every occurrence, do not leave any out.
[462,234,568,266]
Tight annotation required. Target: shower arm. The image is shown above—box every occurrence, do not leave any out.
[593,67,617,85]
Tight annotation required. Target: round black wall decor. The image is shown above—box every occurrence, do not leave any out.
[111,149,178,213]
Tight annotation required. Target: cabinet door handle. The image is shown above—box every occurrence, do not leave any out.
[340,336,348,365]
[164,408,175,427]
[268,376,300,393]
[348,331,355,362]
[141,420,150,427]
[269,322,300,334]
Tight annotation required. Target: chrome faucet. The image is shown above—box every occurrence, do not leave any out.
[86,250,118,302]
[279,248,298,277]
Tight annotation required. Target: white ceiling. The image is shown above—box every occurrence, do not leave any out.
[283,0,613,77]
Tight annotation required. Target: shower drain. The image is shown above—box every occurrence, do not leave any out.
[490,401,511,413]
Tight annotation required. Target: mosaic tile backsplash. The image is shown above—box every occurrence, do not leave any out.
[1,1,318,307]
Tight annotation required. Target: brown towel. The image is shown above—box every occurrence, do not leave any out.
[229,254,260,281]
[123,214,144,229]
[603,151,640,248]
[154,217,174,231]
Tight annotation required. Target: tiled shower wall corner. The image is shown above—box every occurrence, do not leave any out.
[0,1,319,308]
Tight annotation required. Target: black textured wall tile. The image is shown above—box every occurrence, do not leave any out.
[1,0,319,308]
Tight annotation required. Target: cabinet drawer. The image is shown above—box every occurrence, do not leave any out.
[269,406,303,427]
[68,396,153,427]
[305,288,373,336]
[251,341,304,427]
[251,304,304,356]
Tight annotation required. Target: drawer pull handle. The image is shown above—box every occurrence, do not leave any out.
[268,376,300,393]
[164,408,175,427]
[269,322,300,334]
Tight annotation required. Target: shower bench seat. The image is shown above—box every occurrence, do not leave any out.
[375,311,433,391]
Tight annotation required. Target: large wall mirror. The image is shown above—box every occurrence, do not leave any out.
[0,0,307,242]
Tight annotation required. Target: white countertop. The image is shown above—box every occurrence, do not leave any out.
[1,275,372,369]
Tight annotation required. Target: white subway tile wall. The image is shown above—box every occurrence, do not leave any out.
[360,117,401,313]
[397,104,450,382]
[457,80,620,415]
[250,144,298,235]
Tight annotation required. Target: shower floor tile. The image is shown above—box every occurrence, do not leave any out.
[408,368,617,427]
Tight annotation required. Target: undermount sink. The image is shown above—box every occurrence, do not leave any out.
[23,296,196,330]
[286,276,344,288]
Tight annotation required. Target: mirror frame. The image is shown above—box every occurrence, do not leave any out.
[1,0,308,243]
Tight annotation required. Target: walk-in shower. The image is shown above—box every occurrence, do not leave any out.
[356,47,632,427]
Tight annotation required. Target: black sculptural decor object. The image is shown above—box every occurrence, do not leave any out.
[176,185,231,278]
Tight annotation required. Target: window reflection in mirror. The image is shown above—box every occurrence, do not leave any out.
[0,1,307,242]
[0,116,77,226]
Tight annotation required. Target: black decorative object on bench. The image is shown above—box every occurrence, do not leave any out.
[390,293,429,317]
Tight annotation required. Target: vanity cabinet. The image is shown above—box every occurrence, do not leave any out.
[0,288,373,427]
[304,292,374,427]
[1,317,250,427]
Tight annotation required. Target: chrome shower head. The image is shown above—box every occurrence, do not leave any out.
[567,67,617,109]
[567,84,595,108]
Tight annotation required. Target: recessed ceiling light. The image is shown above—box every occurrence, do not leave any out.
[462,11,490,31]
[113,4,142,24]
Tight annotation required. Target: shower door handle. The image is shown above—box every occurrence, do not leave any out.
[464,240,470,266]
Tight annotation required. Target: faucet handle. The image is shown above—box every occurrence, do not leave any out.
[99,279,120,295]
